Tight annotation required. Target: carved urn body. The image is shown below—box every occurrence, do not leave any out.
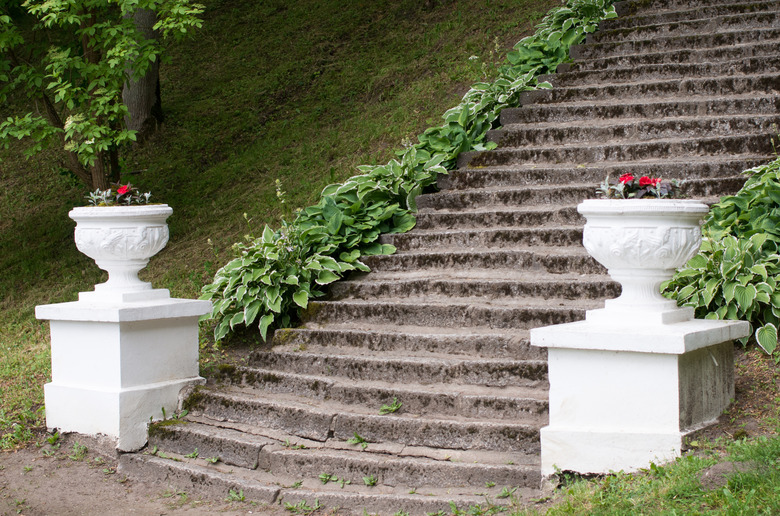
[578,199,709,325]
[70,205,172,300]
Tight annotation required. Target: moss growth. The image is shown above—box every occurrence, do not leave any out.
[181,386,205,412]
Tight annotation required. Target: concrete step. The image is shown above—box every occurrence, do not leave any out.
[415,204,582,230]
[209,365,549,418]
[328,272,618,301]
[548,56,780,87]
[502,94,780,124]
[362,246,603,274]
[303,297,596,331]
[461,134,776,169]
[561,40,780,72]
[379,226,584,250]
[520,72,780,105]
[571,27,780,60]
[616,0,780,18]
[441,156,764,191]
[591,11,780,45]
[185,388,545,452]
[244,350,548,388]
[119,451,540,515]
[416,184,594,211]
[270,325,544,360]
[603,1,780,31]
[490,114,780,147]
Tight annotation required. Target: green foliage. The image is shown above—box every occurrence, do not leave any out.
[201,0,618,343]
[665,156,780,361]
[0,0,203,187]
[379,397,403,415]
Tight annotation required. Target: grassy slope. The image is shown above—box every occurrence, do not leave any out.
[0,0,558,437]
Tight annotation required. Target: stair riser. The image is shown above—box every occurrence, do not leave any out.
[380,228,583,250]
[416,186,593,211]
[620,0,780,11]
[442,160,761,191]
[271,328,547,360]
[591,12,780,45]
[249,352,548,388]
[304,301,588,331]
[463,135,777,169]
[571,28,780,60]
[264,450,540,489]
[191,392,542,452]
[489,116,780,148]
[501,96,780,124]
[550,57,780,88]
[521,75,780,105]
[415,207,582,230]
[363,251,604,275]
[563,41,780,72]
[603,1,780,31]
[329,278,619,302]
[148,424,264,470]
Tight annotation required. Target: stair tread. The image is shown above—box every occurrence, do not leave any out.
[517,91,780,110]
[500,113,780,132]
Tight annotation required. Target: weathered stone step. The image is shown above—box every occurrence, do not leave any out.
[547,56,780,87]
[617,0,780,18]
[603,0,780,32]
[270,325,544,360]
[416,184,594,211]
[379,226,583,250]
[502,94,780,124]
[443,156,764,191]
[415,204,581,230]
[561,40,780,72]
[571,27,780,60]
[186,388,544,452]
[520,73,780,105]
[462,134,776,169]
[244,350,548,388]
[490,114,780,147]
[303,298,595,330]
[209,365,548,418]
[118,452,539,515]
[329,272,618,301]
[591,11,780,45]
[362,246,603,274]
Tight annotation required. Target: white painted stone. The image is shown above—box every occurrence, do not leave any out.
[37,297,211,451]
[531,199,750,477]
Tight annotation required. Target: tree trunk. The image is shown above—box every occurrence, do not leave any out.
[122,8,162,142]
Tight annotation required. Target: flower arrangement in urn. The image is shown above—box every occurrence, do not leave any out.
[597,173,682,199]
[85,182,152,206]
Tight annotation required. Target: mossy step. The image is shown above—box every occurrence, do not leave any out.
[502,94,780,124]
[328,273,618,302]
[604,0,780,31]
[591,11,780,45]
[303,298,595,331]
[617,0,780,16]
[379,226,583,251]
[118,452,539,515]
[362,246,603,274]
[415,183,595,211]
[207,366,548,419]
[270,325,543,360]
[571,27,780,60]
[520,72,780,105]
[415,204,582,230]
[185,388,544,452]
[444,156,765,191]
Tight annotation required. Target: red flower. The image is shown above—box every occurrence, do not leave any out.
[117,185,130,195]
[639,176,661,187]
[618,174,634,184]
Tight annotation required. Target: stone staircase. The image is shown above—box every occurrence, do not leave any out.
[118,0,780,513]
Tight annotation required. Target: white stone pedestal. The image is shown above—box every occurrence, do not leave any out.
[531,317,749,476]
[36,290,211,451]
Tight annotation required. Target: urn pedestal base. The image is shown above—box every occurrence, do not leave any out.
[36,296,211,451]
[531,318,749,476]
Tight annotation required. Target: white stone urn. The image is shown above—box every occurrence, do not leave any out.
[578,198,710,325]
[70,204,173,302]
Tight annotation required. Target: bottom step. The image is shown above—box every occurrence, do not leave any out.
[118,453,540,515]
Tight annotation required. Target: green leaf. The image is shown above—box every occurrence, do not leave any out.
[734,284,757,312]
[244,299,262,325]
[316,270,340,285]
[292,290,309,309]
[258,314,274,341]
[755,323,778,355]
